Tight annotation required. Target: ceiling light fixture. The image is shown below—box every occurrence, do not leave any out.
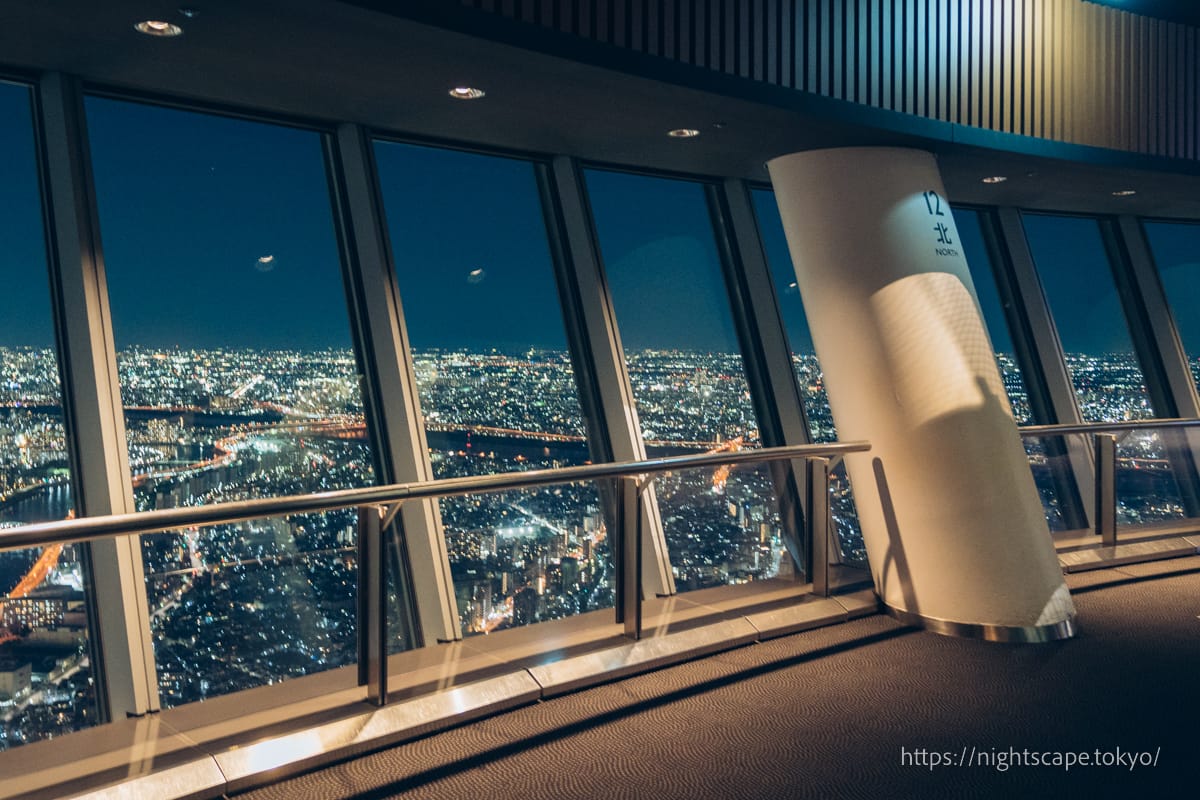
[1112,189,1137,197]
[448,87,485,100]
[134,20,184,37]
[668,128,700,138]
[981,175,1008,184]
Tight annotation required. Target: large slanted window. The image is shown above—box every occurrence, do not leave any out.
[0,81,97,747]
[1022,213,1186,527]
[86,98,384,706]
[751,189,865,562]
[374,141,610,636]
[585,170,788,591]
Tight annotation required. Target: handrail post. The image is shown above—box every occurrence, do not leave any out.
[1094,433,1118,547]
[358,505,388,705]
[617,476,643,640]
[807,456,832,597]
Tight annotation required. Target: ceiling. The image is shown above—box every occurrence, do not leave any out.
[1085,1,1200,29]
[0,0,1197,218]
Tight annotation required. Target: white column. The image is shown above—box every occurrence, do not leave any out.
[767,147,1074,640]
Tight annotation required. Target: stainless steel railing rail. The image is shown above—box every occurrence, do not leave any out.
[1018,418,1200,546]
[0,442,870,551]
[0,441,871,707]
[1018,417,1200,437]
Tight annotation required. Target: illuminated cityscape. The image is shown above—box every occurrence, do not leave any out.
[0,4,1196,796]
[0,344,1189,749]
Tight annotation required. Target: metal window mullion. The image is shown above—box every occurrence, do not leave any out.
[329,124,460,644]
[994,206,1094,530]
[545,156,674,598]
[711,179,813,576]
[34,72,158,718]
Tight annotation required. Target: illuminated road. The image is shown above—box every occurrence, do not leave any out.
[0,543,65,645]
[506,501,571,538]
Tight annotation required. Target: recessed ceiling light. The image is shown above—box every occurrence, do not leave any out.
[134,20,184,37]
[981,176,1007,184]
[1112,189,1137,197]
[668,128,700,138]
[177,8,199,19]
[448,87,485,100]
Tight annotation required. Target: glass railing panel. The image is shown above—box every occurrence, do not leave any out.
[141,508,395,707]
[1022,425,1195,539]
[829,464,865,564]
[656,460,794,591]
[1111,427,1189,531]
[0,80,97,750]
[443,478,612,635]
[1019,435,1072,532]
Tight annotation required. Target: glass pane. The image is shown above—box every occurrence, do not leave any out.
[86,97,389,706]
[1145,220,1200,391]
[0,82,97,748]
[374,141,610,635]
[586,170,789,590]
[751,189,865,563]
[1022,213,1184,528]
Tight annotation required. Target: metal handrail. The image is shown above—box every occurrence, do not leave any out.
[0,440,870,708]
[0,441,870,553]
[1017,417,1200,437]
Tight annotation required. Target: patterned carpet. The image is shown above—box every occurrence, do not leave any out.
[236,558,1200,799]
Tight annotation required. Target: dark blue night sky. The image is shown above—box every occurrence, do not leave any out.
[85,96,353,351]
[586,168,743,353]
[955,206,1016,355]
[0,82,56,348]
[1143,220,1200,355]
[753,189,818,356]
[1022,212,1139,354]
[374,140,569,352]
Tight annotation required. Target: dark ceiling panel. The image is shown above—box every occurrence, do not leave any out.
[0,0,1197,217]
[1084,0,1200,28]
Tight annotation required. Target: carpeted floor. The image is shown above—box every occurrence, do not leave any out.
[236,559,1200,799]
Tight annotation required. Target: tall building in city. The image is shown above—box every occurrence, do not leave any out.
[0,1,1198,797]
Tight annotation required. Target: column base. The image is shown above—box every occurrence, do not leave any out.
[883,604,1077,643]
